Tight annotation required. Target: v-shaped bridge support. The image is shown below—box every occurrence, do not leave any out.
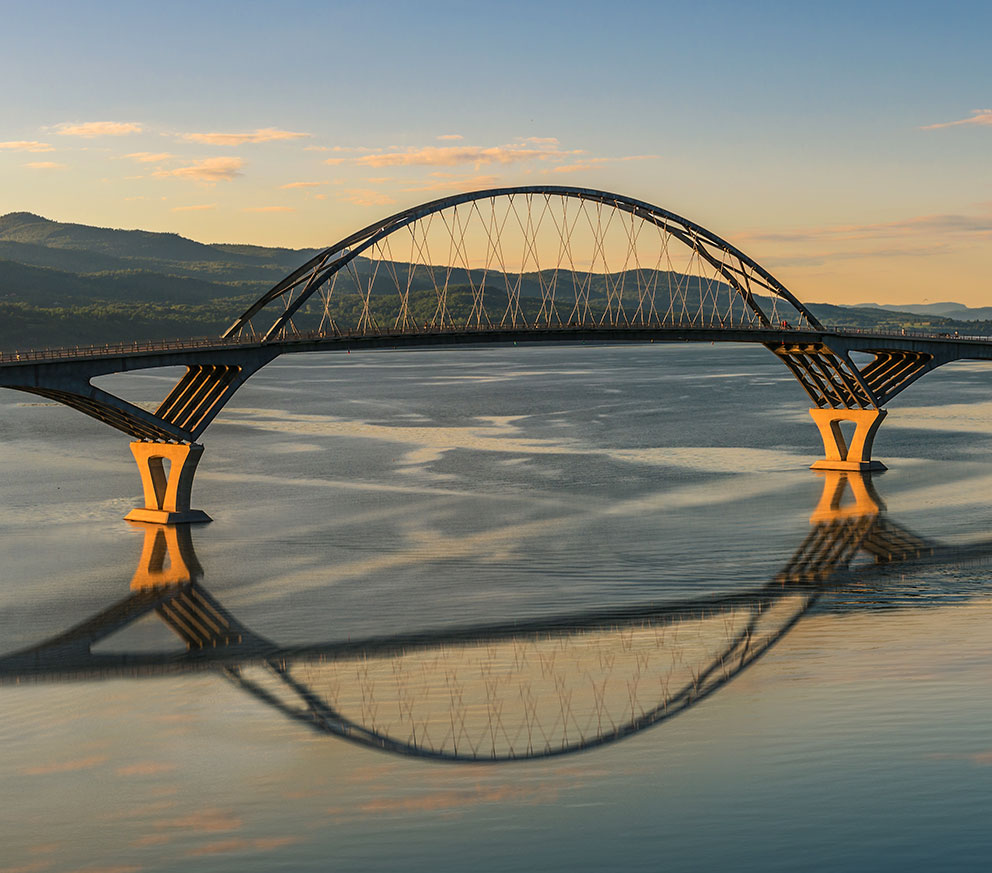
[125,442,211,524]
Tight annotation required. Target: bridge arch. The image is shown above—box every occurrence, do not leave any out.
[223,186,823,341]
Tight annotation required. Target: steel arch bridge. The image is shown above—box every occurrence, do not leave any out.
[2,185,992,523]
[221,186,823,340]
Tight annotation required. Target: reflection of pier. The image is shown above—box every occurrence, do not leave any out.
[1,474,987,761]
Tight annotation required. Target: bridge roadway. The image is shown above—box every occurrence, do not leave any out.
[3,322,992,374]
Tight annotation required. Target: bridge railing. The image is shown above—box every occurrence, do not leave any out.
[0,320,774,364]
[0,322,989,365]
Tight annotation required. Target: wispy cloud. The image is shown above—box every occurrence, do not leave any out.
[55,120,142,137]
[171,203,217,212]
[323,157,347,166]
[922,109,992,130]
[242,206,294,213]
[188,837,299,857]
[24,161,66,170]
[402,172,501,193]
[279,181,328,189]
[23,755,108,775]
[436,133,464,141]
[0,140,54,152]
[125,152,174,163]
[738,209,992,244]
[355,141,578,168]
[549,155,660,174]
[181,127,309,146]
[765,243,952,268]
[337,188,397,207]
[154,157,244,182]
[116,762,178,776]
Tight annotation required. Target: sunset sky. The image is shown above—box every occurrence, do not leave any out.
[1,0,989,306]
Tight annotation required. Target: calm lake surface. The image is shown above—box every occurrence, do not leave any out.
[3,342,992,872]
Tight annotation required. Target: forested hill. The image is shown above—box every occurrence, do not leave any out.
[0,212,322,283]
[0,211,988,351]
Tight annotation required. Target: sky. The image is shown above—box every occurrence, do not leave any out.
[0,0,989,306]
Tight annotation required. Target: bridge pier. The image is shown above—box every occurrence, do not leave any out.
[808,408,887,472]
[123,441,211,524]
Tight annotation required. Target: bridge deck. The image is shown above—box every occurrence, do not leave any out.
[3,323,992,377]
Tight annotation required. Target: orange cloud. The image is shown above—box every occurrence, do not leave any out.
[116,762,178,776]
[154,157,243,182]
[155,809,242,833]
[181,128,309,145]
[402,172,501,193]
[61,866,141,873]
[0,141,53,152]
[125,152,174,163]
[436,134,464,141]
[279,181,327,189]
[0,861,53,873]
[24,161,66,170]
[23,754,108,775]
[130,834,172,848]
[356,143,576,168]
[922,109,992,130]
[187,837,298,857]
[338,188,397,206]
[550,154,660,173]
[55,121,142,137]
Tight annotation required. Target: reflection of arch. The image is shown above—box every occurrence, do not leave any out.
[0,474,983,761]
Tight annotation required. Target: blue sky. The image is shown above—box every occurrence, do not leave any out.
[0,0,989,304]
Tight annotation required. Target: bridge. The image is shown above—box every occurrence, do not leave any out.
[1,186,990,522]
[1,471,986,761]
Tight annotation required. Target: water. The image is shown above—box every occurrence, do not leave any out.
[3,343,992,871]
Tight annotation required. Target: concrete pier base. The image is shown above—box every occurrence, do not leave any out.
[808,408,887,472]
[124,441,211,524]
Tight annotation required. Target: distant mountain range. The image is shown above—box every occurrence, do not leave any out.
[857,301,992,321]
[0,211,988,350]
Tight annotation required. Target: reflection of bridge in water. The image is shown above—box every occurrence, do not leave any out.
[3,187,992,522]
[2,472,989,762]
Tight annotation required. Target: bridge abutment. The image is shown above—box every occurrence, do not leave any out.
[809,408,887,472]
[124,441,211,524]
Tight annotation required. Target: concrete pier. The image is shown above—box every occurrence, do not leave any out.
[808,408,887,472]
[124,441,211,524]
